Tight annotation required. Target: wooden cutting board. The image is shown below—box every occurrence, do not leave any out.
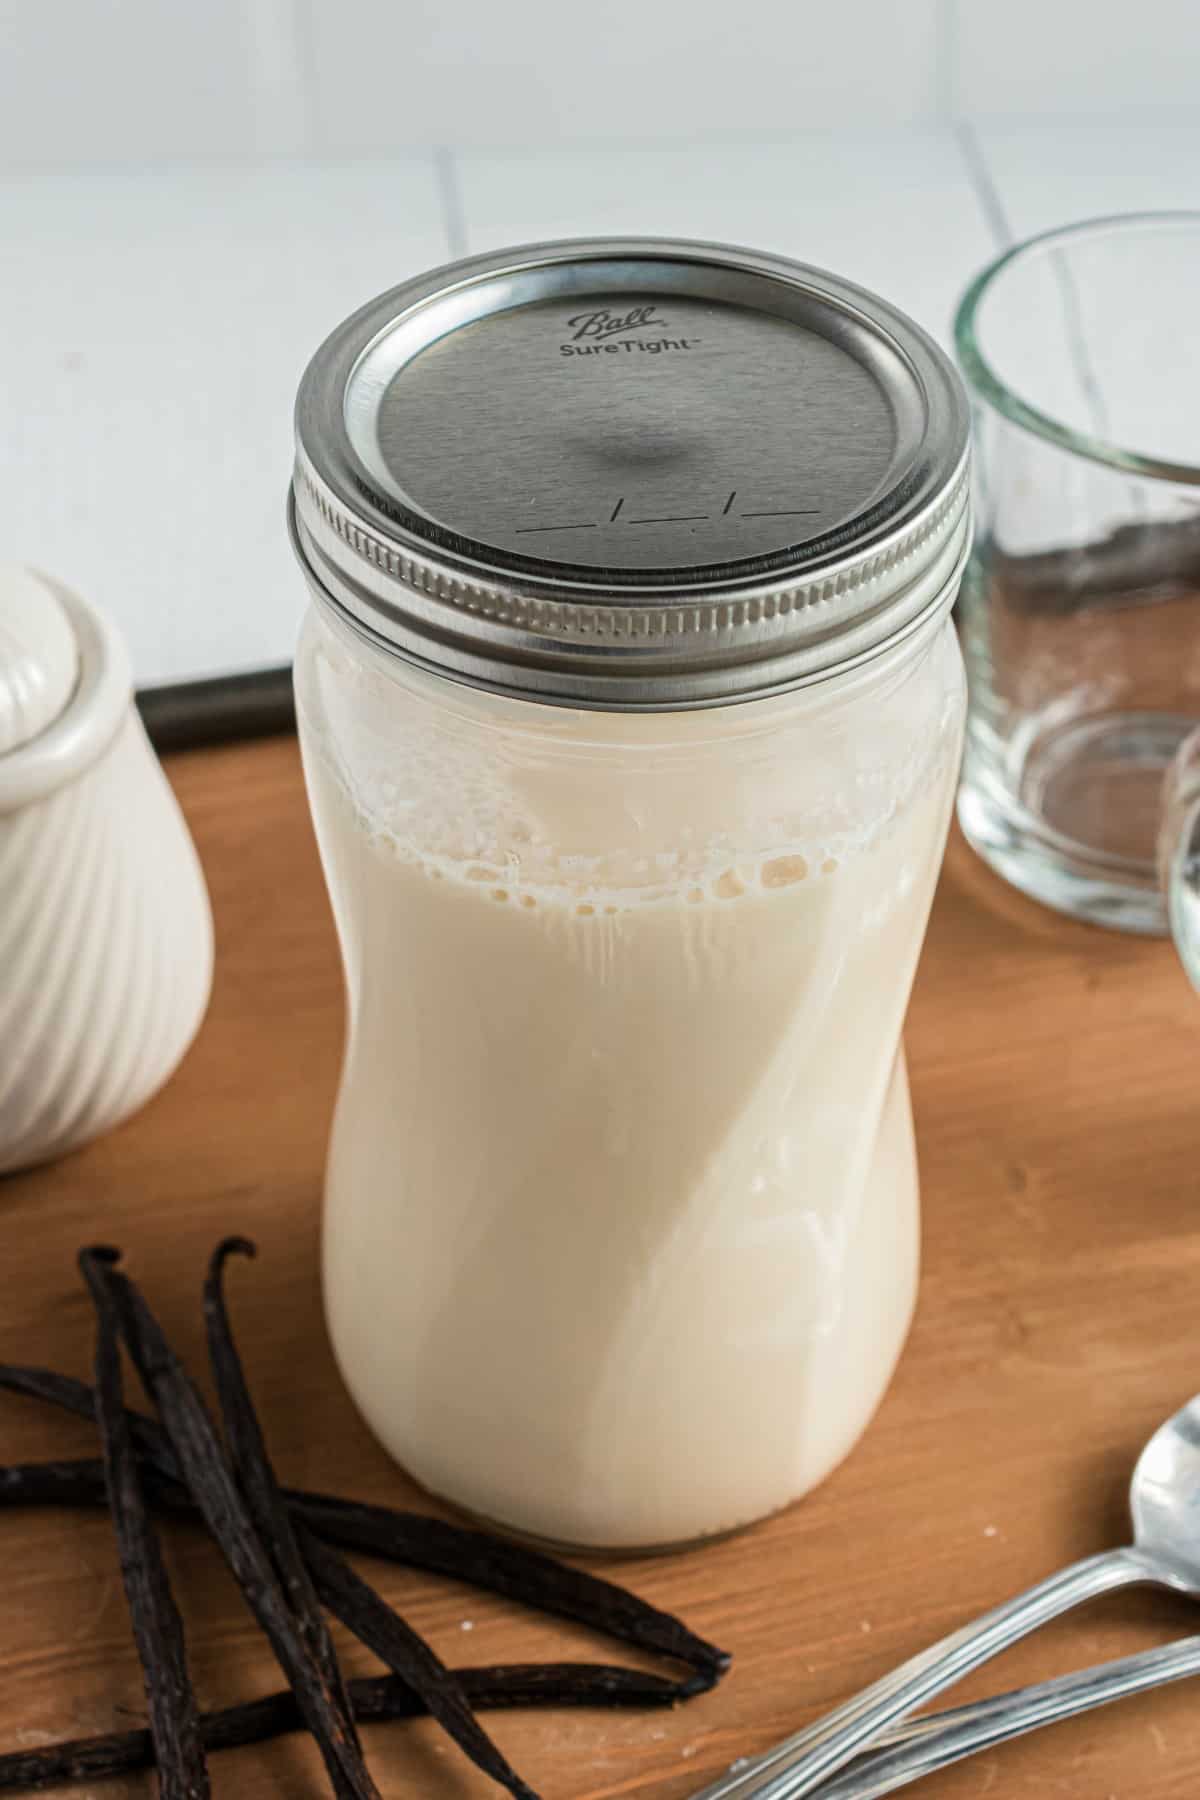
[3,733,1199,1798]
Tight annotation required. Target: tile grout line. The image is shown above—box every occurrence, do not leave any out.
[955,119,1014,248]
[433,146,469,259]
[932,0,957,123]
[240,0,319,156]
[289,0,323,153]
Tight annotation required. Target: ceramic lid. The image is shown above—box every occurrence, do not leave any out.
[0,566,80,754]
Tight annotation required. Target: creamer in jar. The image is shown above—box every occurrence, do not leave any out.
[290,239,971,1551]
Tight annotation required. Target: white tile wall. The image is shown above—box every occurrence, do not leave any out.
[454,130,994,346]
[241,0,313,155]
[306,0,943,151]
[2,0,1197,688]
[2,0,1200,170]
[0,0,304,169]
[974,121,1200,237]
[951,0,1200,121]
[0,159,449,683]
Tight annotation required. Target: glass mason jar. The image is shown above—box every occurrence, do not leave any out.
[290,239,971,1551]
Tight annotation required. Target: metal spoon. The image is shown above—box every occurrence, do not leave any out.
[817,1631,1200,1798]
[689,1390,1200,1800]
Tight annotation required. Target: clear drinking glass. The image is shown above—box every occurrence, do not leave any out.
[1162,727,1200,990]
[955,213,1200,933]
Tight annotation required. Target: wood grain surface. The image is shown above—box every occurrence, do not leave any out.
[3,733,1200,1799]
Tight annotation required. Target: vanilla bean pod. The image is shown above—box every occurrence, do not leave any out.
[0,1247,731,1800]
[204,1239,538,1800]
[86,1249,381,1800]
[200,1242,362,1768]
[291,1495,728,1680]
[0,1661,690,1794]
[79,1251,209,1800]
[0,1364,727,1679]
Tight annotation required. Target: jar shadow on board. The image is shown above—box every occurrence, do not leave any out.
[953,212,1200,936]
[289,238,971,1553]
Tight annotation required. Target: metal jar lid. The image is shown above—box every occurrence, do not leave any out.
[291,237,971,710]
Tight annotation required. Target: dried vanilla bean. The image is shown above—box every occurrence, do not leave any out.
[0,1243,730,1800]
[79,1250,209,1800]
[85,1249,381,1800]
[205,1239,537,1800]
[0,1363,728,1679]
[292,1493,729,1680]
[201,1242,362,1769]
[0,1458,111,1509]
[0,1661,691,1794]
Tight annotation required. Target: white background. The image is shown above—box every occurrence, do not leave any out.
[0,0,1197,685]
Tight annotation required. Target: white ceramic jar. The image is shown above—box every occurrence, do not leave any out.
[0,568,213,1174]
[290,240,971,1550]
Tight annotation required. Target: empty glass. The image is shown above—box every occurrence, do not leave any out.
[1162,727,1200,990]
[955,213,1200,933]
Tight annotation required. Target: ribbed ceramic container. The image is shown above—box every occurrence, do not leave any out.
[0,570,213,1175]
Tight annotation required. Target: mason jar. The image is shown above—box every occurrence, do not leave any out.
[290,239,971,1552]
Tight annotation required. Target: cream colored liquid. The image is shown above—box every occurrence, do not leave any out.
[307,735,954,1550]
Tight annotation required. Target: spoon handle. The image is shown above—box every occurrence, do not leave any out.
[807,1631,1200,1799]
[688,1545,1148,1800]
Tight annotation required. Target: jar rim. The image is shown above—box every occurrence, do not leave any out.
[293,484,970,720]
[292,237,971,710]
[954,211,1200,489]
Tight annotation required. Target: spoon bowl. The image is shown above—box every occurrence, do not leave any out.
[1129,1392,1200,1588]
